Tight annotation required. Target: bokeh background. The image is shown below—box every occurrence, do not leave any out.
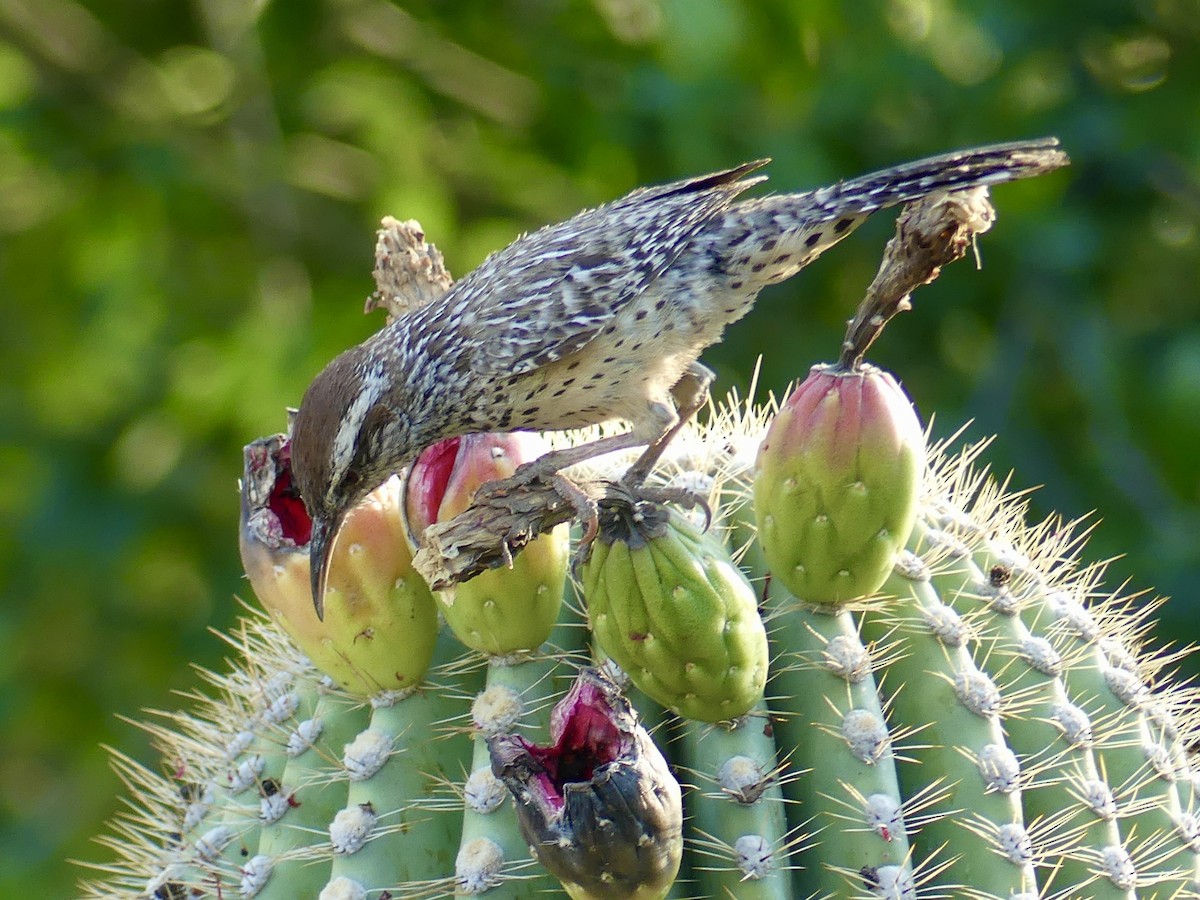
[2,0,1199,894]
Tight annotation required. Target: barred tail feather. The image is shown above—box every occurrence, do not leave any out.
[717,137,1068,288]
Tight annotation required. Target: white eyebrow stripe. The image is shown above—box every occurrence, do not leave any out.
[329,360,389,494]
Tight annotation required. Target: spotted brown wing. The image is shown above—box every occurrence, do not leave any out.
[427,161,768,378]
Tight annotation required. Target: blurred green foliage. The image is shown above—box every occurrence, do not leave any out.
[1,0,1198,894]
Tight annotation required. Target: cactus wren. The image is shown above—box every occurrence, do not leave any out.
[291,138,1068,617]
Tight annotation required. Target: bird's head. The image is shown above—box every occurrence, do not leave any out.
[290,346,415,619]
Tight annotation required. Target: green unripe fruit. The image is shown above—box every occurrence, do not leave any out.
[754,362,924,604]
[582,500,769,723]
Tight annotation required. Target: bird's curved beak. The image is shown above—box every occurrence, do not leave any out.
[308,512,343,621]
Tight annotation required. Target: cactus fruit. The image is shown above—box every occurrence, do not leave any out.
[754,362,925,605]
[404,433,569,656]
[580,494,770,723]
[239,434,440,695]
[85,388,1200,898]
[489,667,683,899]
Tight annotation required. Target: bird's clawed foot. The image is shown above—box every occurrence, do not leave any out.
[473,453,559,500]
[550,473,601,548]
[628,482,713,533]
[472,458,602,557]
[570,479,714,581]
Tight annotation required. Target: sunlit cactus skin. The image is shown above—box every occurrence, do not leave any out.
[85,383,1200,899]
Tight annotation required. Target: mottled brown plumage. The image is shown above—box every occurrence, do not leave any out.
[291,138,1069,617]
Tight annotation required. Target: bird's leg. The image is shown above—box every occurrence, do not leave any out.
[623,361,714,486]
[475,429,648,497]
[550,472,601,549]
[616,362,716,530]
[473,363,716,549]
[471,429,649,542]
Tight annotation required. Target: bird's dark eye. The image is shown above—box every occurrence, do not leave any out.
[343,468,361,488]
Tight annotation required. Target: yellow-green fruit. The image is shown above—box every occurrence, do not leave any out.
[582,503,768,723]
[240,435,440,695]
[442,527,568,655]
[754,363,925,604]
[404,432,567,654]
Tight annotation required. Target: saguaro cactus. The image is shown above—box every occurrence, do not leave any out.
[81,205,1200,899]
